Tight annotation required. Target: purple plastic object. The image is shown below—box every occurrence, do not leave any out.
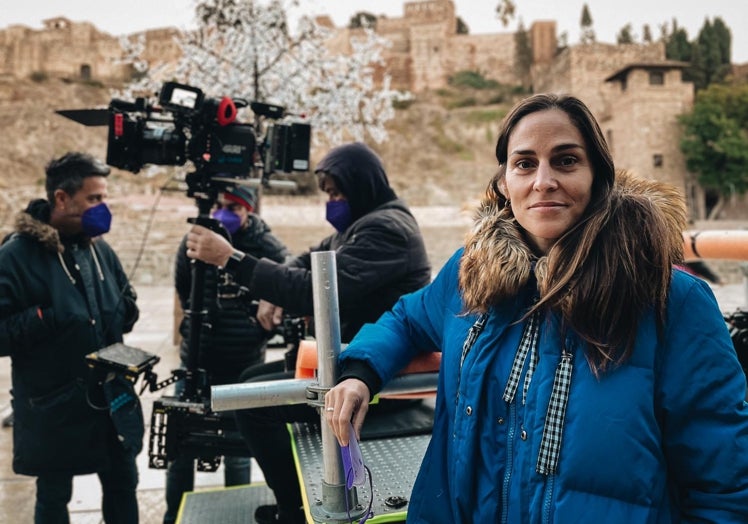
[340,422,366,489]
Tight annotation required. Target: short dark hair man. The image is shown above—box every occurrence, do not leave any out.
[0,152,141,523]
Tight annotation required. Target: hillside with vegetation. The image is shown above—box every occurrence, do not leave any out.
[0,74,518,207]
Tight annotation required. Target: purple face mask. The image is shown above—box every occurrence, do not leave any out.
[326,200,353,233]
[81,202,112,237]
[212,208,242,235]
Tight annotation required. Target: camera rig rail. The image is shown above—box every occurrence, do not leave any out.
[146,310,308,471]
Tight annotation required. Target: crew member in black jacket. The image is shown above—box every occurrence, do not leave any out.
[164,185,289,524]
[185,142,432,524]
[0,152,140,523]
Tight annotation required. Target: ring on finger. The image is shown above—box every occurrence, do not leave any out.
[326,407,334,412]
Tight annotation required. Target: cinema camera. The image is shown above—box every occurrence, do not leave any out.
[104,81,311,182]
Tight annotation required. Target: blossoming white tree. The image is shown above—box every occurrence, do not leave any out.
[118,0,409,147]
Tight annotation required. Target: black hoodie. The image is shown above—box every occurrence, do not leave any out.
[246,142,432,342]
[314,142,397,221]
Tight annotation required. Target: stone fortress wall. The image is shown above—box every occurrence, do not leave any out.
[1,0,745,221]
[0,17,180,83]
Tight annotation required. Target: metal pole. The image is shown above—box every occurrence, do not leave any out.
[311,251,342,391]
[309,251,364,523]
[211,378,314,410]
[211,373,438,412]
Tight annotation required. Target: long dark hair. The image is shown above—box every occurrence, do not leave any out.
[486,94,682,373]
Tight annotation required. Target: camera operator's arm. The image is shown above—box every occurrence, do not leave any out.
[256,299,284,331]
[187,224,334,317]
[187,225,265,303]
[186,225,236,266]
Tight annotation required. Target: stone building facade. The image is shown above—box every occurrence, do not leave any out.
[0,17,180,84]
[373,0,521,92]
[0,17,130,82]
[603,62,696,208]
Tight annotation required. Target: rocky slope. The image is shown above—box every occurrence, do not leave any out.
[0,76,507,204]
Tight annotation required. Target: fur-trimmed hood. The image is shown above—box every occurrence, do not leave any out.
[459,170,687,313]
[12,199,64,253]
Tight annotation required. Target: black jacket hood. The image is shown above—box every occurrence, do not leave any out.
[314,142,397,221]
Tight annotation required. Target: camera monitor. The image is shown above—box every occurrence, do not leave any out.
[160,82,205,113]
[86,343,160,381]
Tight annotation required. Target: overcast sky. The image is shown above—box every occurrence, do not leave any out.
[2,0,746,63]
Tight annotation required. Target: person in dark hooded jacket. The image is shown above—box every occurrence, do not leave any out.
[0,152,141,523]
[185,142,431,524]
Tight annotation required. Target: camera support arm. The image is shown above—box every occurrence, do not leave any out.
[182,189,225,401]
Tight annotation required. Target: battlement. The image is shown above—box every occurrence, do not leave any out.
[403,0,456,25]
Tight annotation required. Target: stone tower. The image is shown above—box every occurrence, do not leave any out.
[603,62,696,214]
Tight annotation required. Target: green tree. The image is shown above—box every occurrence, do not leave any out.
[349,11,377,29]
[456,16,469,34]
[580,4,595,44]
[690,18,731,88]
[616,23,634,44]
[679,84,748,218]
[688,43,707,89]
[514,18,533,88]
[642,24,653,43]
[712,17,732,64]
[495,0,516,27]
[665,17,732,90]
[664,20,691,61]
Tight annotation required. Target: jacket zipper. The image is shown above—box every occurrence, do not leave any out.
[542,475,555,523]
[500,401,517,524]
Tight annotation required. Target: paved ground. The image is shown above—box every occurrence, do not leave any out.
[0,281,746,523]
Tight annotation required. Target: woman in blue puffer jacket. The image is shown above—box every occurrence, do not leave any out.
[324,94,748,523]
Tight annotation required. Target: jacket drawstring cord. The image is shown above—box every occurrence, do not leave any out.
[90,244,105,281]
[456,313,488,404]
[536,346,573,475]
[500,309,573,476]
[502,310,540,406]
[57,252,76,285]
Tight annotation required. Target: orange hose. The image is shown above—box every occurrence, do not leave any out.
[683,230,748,261]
